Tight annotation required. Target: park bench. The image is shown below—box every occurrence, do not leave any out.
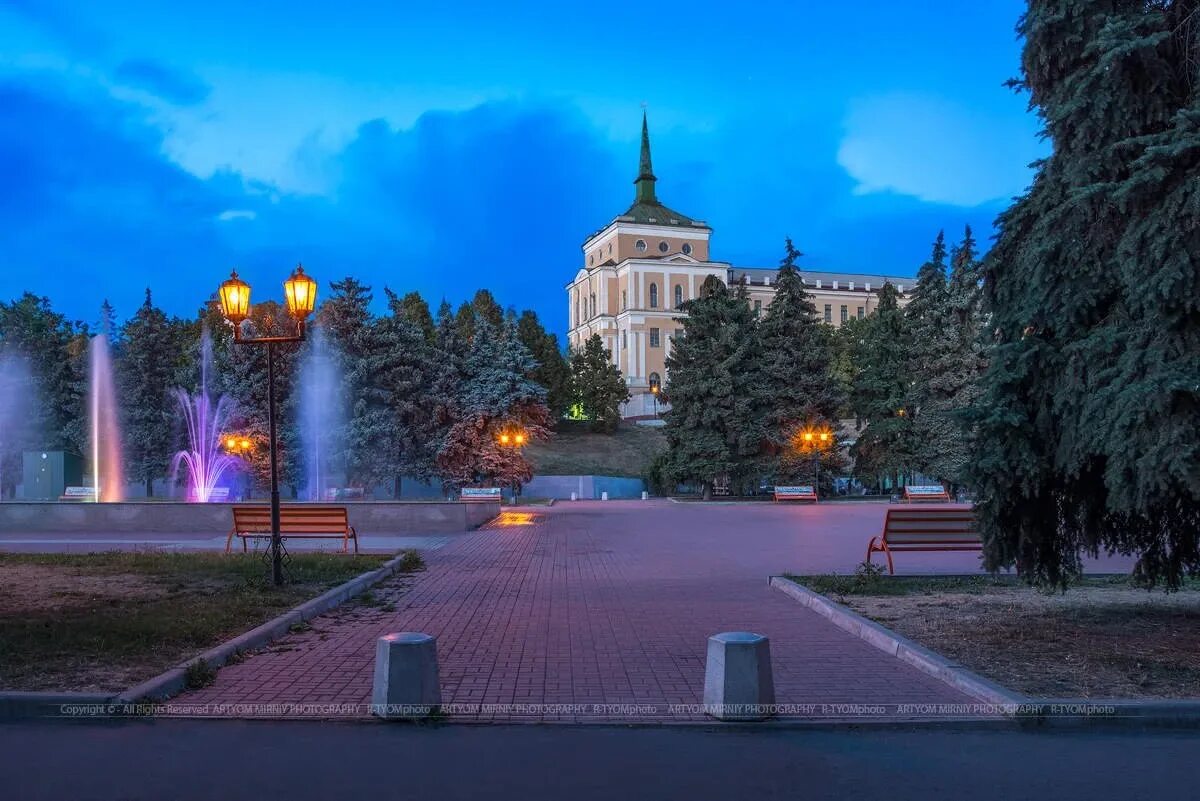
[59,486,95,501]
[773,485,817,503]
[460,487,502,503]
[903,485,951,502]
[225,505,359,554]
[865,507,980,575]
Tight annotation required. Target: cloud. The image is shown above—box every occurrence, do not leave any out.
[114,59,210,106]
[836,92,1044,207]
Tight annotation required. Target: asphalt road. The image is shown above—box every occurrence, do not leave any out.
[0,720,1195,800]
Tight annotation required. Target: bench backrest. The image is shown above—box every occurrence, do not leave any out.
[775,486,816,497]
[904,485,950,500]
[62,486,94,497]
[882,508,978,545]
[232,505,350,533]
[461,487,502,502]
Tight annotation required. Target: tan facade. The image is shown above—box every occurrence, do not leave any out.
[566,115,915,419]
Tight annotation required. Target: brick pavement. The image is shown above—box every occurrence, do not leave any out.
[176,501,1019,722]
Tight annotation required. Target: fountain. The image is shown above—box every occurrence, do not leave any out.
[88,335,124,502]
[171,329,240,502]
[298,326,345,501]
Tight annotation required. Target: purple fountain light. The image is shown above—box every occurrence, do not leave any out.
[171,329,239,502]
[89,335,124,502]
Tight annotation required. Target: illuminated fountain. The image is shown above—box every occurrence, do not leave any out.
[298,326,345,501]
[88,335,124,501]
[171,329,239,502]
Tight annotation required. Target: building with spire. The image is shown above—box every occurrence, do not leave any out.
[566,113,916,420]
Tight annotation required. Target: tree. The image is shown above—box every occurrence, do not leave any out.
[757,238,843,481]
[471,289,505,330]
[972,1,1200,588]
[518,309,571,419]
[849,283,914,488]
[663,276,765,498]
[377,289,437,495]
[903,231,953,481]
[569,334,629,433]
[316,277,377,489]
[393,290,436,343]
[435,317,551,489]
[118,289,182,496]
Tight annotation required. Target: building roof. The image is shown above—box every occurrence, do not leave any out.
[585,112,709,244]
[730,267,918,291]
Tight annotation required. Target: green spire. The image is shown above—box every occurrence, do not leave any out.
[634,110,657,205]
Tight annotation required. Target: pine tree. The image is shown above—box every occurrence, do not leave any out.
[316,278,377,489]
[903,231,954,482]
[435,317,551,489]
[849,283,914,488]
[973,1,1200,588]
[393,290,436,343]
[471,289,505,329]
[757,238,843,481]
[424,301,467,488]
[517,310,571,419]
[663,276,766,498]
[569,334,629,433]
[118,289,182,496]
[376,289,436,495]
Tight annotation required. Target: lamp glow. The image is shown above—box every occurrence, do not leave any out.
[218,271,251,324]
[283,264,318,320]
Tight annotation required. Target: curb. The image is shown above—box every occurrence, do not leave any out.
[114,552,417,706]
[0,552,418,719]
[769,576,1027,707]
[770,576,1200,729]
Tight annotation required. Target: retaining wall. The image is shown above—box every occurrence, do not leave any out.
[523,475,646,500]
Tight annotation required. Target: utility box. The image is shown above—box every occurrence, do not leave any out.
[22,451,83,500]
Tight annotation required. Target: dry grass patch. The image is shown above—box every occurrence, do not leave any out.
[789,572,1200,699]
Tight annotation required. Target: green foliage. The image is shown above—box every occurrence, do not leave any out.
[663,276,766,497]
[568,334,629,433]
[972,1,1200,589]
[393,291,436,343]
[848,283,914,483]
[517,310,572,418]
[757,239,844,481]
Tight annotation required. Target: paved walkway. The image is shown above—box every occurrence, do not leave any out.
[172,500,1047,722]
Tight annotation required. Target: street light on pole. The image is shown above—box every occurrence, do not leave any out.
[796,425,834,500]
[650,383,660,419]
[496,426,528,505]
[217,265,318,586]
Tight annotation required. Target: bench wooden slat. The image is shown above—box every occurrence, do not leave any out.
[226,505,358,554]
[866,507,980,574]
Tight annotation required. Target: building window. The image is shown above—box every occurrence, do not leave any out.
[649,327,661,347]
[840,305,848,323]
[754,299,762,316]
[648,372,661,391]
[674,284,683,308]
[621,290,627,310]
[658,241,669,253]
[635,239,647,252]
[681,243,692,256]
[590,294,597,318]
[824,304,832,324]
[649,283,659,309]
[674,328,684,341]
[575,301,580,327]
[622,331,627,349]
[608,243,612,254]
[857,306,865,319]
[589,254,593,266]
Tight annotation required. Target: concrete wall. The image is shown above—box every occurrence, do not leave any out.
[0,501,498,535]
[523,475,646,500]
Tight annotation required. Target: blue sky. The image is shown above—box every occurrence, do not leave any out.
[0,0,1041,338]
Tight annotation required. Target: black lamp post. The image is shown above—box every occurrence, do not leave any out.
[218,265,318,586]
[799,426,834,500]
[650,384,660,419]
[496,427,528,505]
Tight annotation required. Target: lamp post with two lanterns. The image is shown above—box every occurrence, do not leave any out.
[217,265,318,586]
[496,427,528,505]
[797,425,834,500]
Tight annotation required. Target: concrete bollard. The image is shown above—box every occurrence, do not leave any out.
[703,631,775,721]
[601,491,609,501]
[641,491,649,500]
[570,492,577,501]
[371,632,441,719]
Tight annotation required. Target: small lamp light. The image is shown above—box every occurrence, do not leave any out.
[239,438,251,450]
[219,271,251,325]
[283,264,318,320]
[225,436,238,450]
[500,433,510,444]
[514,433,526,445]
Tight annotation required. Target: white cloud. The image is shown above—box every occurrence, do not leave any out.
[836,92,1044,207]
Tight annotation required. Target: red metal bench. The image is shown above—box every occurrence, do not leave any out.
[903,485,951,502]
[866,507,980,574]
[774,485,817,503]
[226,505,358,553]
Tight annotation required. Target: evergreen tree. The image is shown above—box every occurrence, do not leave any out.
[663,276,765,498]
[972,1,1200,588]
[118,290,182,496]
[757,238,843,481]
[316,277,377,489]
[517,309,571,418]
[903,231,953,481]
[471,289,505,330]
[424,301,467,488]
[377,288,436,495]
[849,283,914,488]
[568,334,629,433]
[393,290,436,343]
[454,301,476,343]
[436,317,551,489]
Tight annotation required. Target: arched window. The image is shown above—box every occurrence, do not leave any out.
[648,372,662,392]
[649,283,659,309]
[681,243,692,256]
[658,241,669,253]
[635,239,647,252]
[674,285,683,308]
[590,293,597,317]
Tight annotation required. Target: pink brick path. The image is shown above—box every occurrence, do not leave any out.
[179,499,1146,722]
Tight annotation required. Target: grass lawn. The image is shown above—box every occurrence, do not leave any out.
[0,550,417,692]
[525,421,665,478]
[787,571,1200,699]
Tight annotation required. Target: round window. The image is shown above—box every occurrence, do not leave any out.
[658,241,669,253]
[635,239,647,252]
[681,243,692,255]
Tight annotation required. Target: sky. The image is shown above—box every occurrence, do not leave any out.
[0,0,1042,339]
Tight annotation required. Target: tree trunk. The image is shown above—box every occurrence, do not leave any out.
[145,477,153,498]
[702,482,712,501]
[394,475,403,499]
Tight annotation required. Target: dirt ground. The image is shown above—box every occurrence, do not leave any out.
[841,586,1200,698]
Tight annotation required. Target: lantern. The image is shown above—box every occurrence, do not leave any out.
[283,264,318,320]
[218,271,251,324]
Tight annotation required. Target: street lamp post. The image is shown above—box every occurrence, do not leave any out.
[798,426,834,500]
[650,384,660,419]
[497,427,528,505]
[218,265,318,586]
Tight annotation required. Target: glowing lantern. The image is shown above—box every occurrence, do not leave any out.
[283,264,318,320]
[218,271,251,325]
